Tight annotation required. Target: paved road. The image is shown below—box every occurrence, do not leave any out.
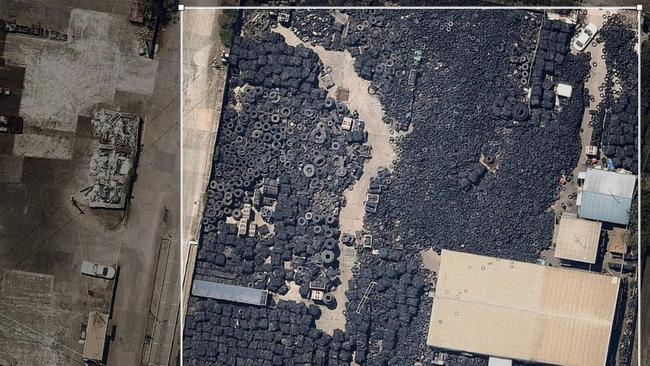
[106,18,180,366]
[180,9,227,323]
[182,9,226,256]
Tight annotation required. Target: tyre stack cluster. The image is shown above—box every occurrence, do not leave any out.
[184,298,351,366]
[528,19,593,131]
[241,0,483,5]
[602,95,638,172]
[528,19,574,111]
[186,24,372,365]
[290,10,346,51]
[193,29,369,290]
[291,10,592,364]
[598,14,638,173]
[228,32,320,91]
[342,250,433,364]
[291,9,589,259]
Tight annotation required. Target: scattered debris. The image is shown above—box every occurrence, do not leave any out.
[85,109,141,209]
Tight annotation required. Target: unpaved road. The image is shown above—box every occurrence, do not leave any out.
[552,9,610,217]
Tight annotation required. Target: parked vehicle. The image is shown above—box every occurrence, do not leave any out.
[81,261,116,279]
[0,116,23,134]
[573,23,598,52]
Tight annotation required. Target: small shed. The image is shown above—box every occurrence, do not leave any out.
[607,228,629,256]
[556,82,573,98]
[83,312,109,361]
[578,169,636,225]
[554,216,602,264]
[488,358,513,366]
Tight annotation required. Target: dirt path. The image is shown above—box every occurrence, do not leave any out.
[274,25,400,335]
[551,10,609,218]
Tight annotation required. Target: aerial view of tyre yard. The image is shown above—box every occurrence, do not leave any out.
[0,1,180,365]
[182,6,642,366]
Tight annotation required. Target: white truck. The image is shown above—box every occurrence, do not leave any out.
[81,261,116,279]
[573,23,598,52]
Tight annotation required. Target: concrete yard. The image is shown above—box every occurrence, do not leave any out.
[0,1,180,365]
[0,269,111,365]
[181,9,227,276]
[4,9,158,133]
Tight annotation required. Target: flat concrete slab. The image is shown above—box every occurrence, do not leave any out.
[0,154,24,183]
[4,9,158,132]
[12,134,73,159]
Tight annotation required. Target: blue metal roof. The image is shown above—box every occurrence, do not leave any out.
[192,280,268,306]
[578,169,636,225]
[578,191,632,226]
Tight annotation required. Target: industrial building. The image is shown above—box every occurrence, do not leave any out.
[577,169,636,225]
[192,280,269,306]
[427,250,620,366]
[554,215,602,264]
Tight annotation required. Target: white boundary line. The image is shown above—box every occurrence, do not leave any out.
[179,8,185,366]
[184,6,637,10]
[637,8,642,366]
[176,5,644,366]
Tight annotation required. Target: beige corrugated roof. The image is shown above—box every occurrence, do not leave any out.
[555,217,602,264]
[427,250,619,366]
[83,312,108,361]
[608,228,628,255]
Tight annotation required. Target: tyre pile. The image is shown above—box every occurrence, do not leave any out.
[185,9,636,366]
[343,250,434,364]
[527,19,590,128]
[291,9,593,365]
[598,14,638,173]
[184,298,352,366]
[194,31,368,288]
[294,9,590,256]
[241,0,479,5]
[186,28,370,364]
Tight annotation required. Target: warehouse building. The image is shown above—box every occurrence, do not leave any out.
[554,215,602,264]
[577,169,636,225]
[427,250,620,366]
